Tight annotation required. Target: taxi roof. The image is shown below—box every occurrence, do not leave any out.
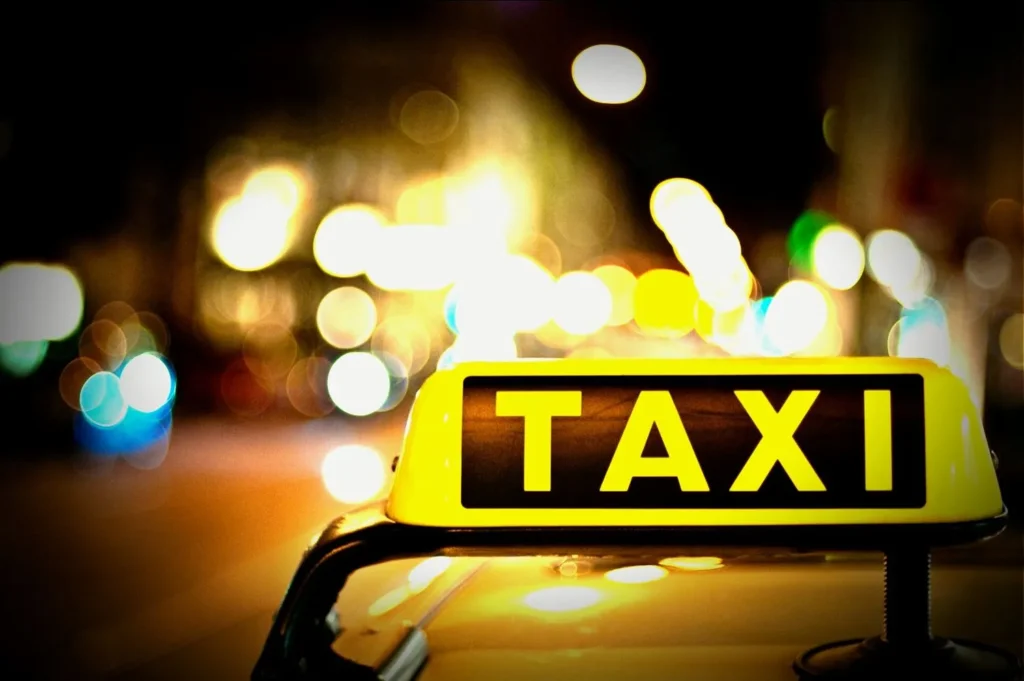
[387,357,1003,530]
[331,551,1023,681]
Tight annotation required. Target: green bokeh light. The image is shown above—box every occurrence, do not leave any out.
[0,340,49,377]
[788,210,836,273]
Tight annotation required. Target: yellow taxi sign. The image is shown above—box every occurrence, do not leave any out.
[386,358,1003,529]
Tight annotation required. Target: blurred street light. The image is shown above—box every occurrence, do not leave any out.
[572,45,647,104]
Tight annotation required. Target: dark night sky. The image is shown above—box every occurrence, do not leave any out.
[0,1,1020,262]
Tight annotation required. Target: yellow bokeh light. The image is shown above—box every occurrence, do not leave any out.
[242,165,304,213]
[812,225,865,290]
[572,45,646,105]
[672,225,741,278]
[592,265,636,326]
[534,320,587,351]
[500,255,557,333]
[692,299,716,342]
[604,565,667,584]
[998,314,1023,369]
[366,224,459,291]
[692,258,754,313]
[326,352,391,416]
[0,262,84,344]
[711,303,750,341]
[711,304,761,356]
[210,195,292,272]
[320,444,387,504]
[371,316,433,376]
[316,287,377,349]
[313,204,386,278]
[398,90,460,145]
[448,254,554,337]
[443,334,519,365]
[445,162,530,249]
[551,271,613,336]
[764,280,831,356]
[649,178,713,231]
[396,177,450,225]
[633,269,697,338]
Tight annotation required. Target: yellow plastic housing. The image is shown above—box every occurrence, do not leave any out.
[386,357,1003,528]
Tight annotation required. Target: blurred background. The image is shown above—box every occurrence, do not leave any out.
[0,2,1020,680]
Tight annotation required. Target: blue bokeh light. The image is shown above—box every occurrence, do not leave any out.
[74,403,173,457]
[443,287,460,335]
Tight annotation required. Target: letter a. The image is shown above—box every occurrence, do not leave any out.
[600,391,709,492]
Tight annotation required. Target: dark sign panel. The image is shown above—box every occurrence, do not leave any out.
[460,374,926,510]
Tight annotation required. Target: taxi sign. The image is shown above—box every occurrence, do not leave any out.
[387,358,1004,529]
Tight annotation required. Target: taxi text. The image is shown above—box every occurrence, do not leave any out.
[494,389,895,493]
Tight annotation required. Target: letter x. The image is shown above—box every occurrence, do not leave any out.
[730,390,825,492]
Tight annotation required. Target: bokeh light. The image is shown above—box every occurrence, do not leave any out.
[321,444,387,504]
[119,353,175,413]
[398,90,460,145]
[692,259,754,313]
[366,224,460,291]
[888,298,951,366]
[313,204,387,278]
[866,229,921,291]
[242,323,298,380]
[0,262,84,344]
[551,271,613,336]
[998,314,1023,369]
[524,586,602,613]
[326,352,391,416]
[964,237,1012,290]
[211,195,293,272]
[79,320,128,371]
[59,357,103,410]
[80,371,128,428]
[242,165,305,212]
[811,225,865,290]
[285,357,335,418]
[441,334,519,365]
[764,280,830,355]
[787,210,835,273]
[592,265,636,326]
[220,359,274,417]
[371,316,433,376]
[889,254,934,309]
[571,45,646,105]
[633,269,697,338]
[822,107,841,153]
[0,340,49,377]
[317,287,378,349]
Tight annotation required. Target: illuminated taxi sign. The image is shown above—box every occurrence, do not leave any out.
[461,374,923,510]
[387,358,1004,528]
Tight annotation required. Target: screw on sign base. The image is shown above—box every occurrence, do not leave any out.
[794,549,1021,680]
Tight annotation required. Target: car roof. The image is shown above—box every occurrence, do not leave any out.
[331,550,1022,681]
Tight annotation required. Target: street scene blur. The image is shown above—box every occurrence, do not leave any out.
[1,3,1021,680]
